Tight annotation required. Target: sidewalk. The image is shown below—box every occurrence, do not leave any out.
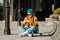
[0,21,60,40]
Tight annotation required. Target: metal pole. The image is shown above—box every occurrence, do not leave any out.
[4,0,11,35]
[18,0,21,26]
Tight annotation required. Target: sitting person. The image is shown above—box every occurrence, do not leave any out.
[19,8,39,36]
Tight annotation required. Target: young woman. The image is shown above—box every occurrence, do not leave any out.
[19,8,39,36]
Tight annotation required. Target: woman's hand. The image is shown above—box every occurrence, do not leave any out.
[24,18,29,24]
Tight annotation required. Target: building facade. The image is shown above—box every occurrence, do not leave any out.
[2,0,60,21]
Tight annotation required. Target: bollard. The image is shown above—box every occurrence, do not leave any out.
[4,0,11,35]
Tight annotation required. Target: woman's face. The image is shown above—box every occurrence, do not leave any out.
[28,14,33,18]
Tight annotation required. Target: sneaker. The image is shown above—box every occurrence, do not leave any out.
[27,34,32,37]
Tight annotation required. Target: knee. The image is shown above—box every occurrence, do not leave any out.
[19,26,23,30]
[19,26,26,33]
